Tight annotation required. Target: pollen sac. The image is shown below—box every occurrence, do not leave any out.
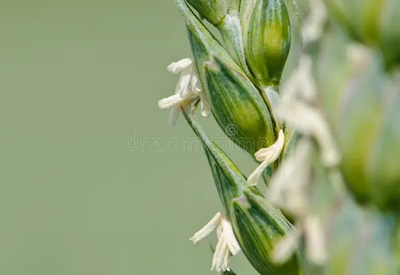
[240,0,291,88]
[182,108,299,275]
[176,0,278,155]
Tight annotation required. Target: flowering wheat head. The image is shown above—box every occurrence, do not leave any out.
[159,0,400,274]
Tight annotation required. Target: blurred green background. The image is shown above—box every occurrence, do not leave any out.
[0,1,262,274]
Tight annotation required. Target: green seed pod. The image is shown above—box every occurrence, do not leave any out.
[185,0,241,25]
[322,0,384,45]
[315,28,400,210]
[240,0,291,88]
[380,1,400,67]
[176,0,278,155]
[182,106,245,216]
[323,0,400,68]
[333,60,385,204]
[281,129,299,160]
[218,11,251,77]
[368,80,400,210]
[185,0,228,26]
[202,56,276,154]
[182,107,299,275]
[315,29,375,203]
[345,0,385,45]
[325,203,399,275]
[227,0,241,12]
[184,0,250,75]
[232,190,299,275]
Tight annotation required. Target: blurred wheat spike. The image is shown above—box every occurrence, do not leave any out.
[159,0,400,274]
